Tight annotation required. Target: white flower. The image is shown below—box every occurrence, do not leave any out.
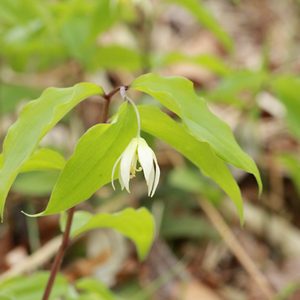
[112,137,160,197]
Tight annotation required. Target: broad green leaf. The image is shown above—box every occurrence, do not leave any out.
[0,82,103,220]
[0,272,68,300]
[0,149,65,172]
[20,149,66,172]
[167,0,233,52]
[28,102,137,216]
[0,293,15,300]
[271,76,300,140]
[76,277,117,300]
[160,52,230,76]
[131,73,262,195]
[138,105,244,223]
[71,208,155,261]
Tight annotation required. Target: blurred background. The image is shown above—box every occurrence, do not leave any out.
[1,0,300,299]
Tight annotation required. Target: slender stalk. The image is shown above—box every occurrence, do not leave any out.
[42,87,119,300]
[101,99,110,124]
[42,207,75,300]
[120,86,141,136]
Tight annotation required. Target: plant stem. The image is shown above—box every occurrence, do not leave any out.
[42,207,75,300]
[42,87,119,300]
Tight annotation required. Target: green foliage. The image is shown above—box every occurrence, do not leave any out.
[0,149,66,172]
[19,149,66,172]
[0,272,121,300]
[0,83,103,220]
[167,0,233,52]
[0,0,120,72]
[132,74,261,188]
[0,294,14,300]
[0,0,236,74]
[271,76,300,140]
[138,105,244,223]
[75,277,119,300]
[131,72,264,224]
[0,148,65,196]
[25,102,137,216]
[0,73,262,226]
[89,46,142,72]
[160,52,231,76]
[0,272,68,300]
[61,207,155,261]
[131,74,261,196]
[0,0,270,298]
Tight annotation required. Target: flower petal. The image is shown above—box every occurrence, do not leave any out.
[118,163,125,190]
[137,138,155,190]
[111,154,123,190]
[147,165,155,196]
[150,150,160,197]
[120,138,138,192]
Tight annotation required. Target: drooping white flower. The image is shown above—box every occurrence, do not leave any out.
[111,137,160,197]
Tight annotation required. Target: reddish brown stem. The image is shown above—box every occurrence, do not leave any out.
[42,207,75,300]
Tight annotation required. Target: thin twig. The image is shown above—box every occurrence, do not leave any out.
[100,99,110,124]
[198,197,276,300]
[102,85,128,101]
[42,207,75,300]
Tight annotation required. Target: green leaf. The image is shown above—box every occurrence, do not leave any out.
[167,0,233,52]
[28,102,137,216]
[161,52,230,76]
[0,272,68,300]
[0,293,15,300]
[0,149,65,172]
[131,73,262,195]
[75,277,117,300]
[19,149,66,172]
[71,208,155,261]
[138,105,244,224]
[271,76,300,140]
[0,82,103,220]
